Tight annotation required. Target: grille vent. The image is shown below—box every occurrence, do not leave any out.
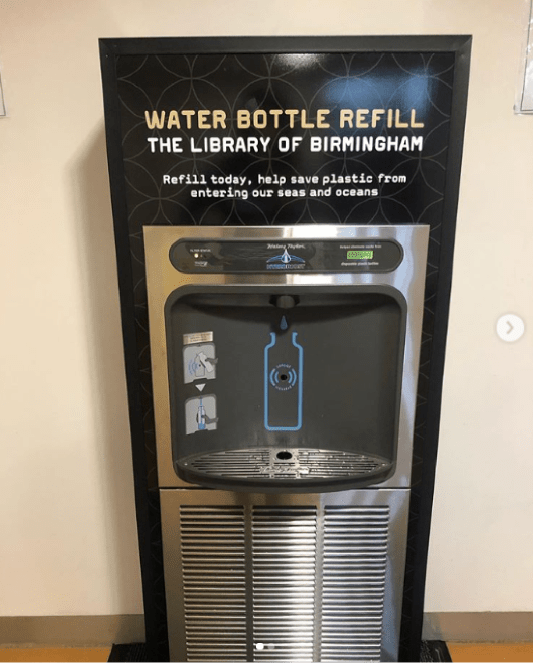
[252,507,317,661]
[321,506,389,661]
[176,501,393,662]
[179,506,247,661]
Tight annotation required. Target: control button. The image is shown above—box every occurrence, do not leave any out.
[496,314,525,342]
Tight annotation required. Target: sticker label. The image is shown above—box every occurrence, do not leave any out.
[183,343,217,383]
[183,331,213,345]
[185,395,218,434]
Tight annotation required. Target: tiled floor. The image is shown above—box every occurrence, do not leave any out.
[0,649,110,662]
[1,643,533,661]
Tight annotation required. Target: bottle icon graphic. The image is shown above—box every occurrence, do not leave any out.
[264,331,303,431]
[196,399,207,430]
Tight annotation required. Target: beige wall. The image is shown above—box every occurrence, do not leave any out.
[0,0,531,619]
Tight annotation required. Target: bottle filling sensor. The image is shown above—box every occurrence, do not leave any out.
[144,224,428,662]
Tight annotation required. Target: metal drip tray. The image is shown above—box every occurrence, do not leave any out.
[178,447,393,491]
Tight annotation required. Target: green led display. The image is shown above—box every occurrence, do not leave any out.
[347,250,374,260]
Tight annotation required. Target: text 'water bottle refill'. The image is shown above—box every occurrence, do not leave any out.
[144,225,429,493]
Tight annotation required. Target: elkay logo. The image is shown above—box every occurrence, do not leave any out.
[266,248,306,269]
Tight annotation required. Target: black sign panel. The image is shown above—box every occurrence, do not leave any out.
[117,51,454,229]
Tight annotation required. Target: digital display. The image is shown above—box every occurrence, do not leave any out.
[347,250,374,260]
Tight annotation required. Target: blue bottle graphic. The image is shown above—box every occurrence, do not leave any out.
[264,331,303,431]
[196,399,207,430]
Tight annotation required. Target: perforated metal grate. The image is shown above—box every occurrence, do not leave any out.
[181,447,390,481]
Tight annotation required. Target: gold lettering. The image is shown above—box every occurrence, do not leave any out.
[166,110,181,129]
[316,109,330,128]
[284,109,299,128]
[394,109,408,128]
[411,109,424,128]
[212,110,227,129]
[371,109,385,128]
[253,109,268,129]
[269,110,283,128]
[181,110,195,129]
[197,110,211,129]
[339,109,354,128]
[237,110,250,129]
[144,110,166,129]
[356,109,369,128]
[300,109,315,129]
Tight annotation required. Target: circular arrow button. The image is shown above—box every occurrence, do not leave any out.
[496,314,525,342]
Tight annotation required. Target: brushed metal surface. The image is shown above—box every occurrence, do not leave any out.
[321,506,388,661]
[160,489,409,662]
[144,224,428,490]
[252,506,318,661]
[179,505,247,661]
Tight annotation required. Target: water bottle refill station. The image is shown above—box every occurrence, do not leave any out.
[144,224,428,661]
[99,35,470,662]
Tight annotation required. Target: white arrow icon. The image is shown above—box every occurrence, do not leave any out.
[196,383,206,392]
[497,314,525,342]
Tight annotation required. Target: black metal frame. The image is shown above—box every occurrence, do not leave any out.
[99,35,471,662]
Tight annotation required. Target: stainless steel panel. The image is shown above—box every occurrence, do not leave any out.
[144,225,428,490]
[161,488,409,662]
